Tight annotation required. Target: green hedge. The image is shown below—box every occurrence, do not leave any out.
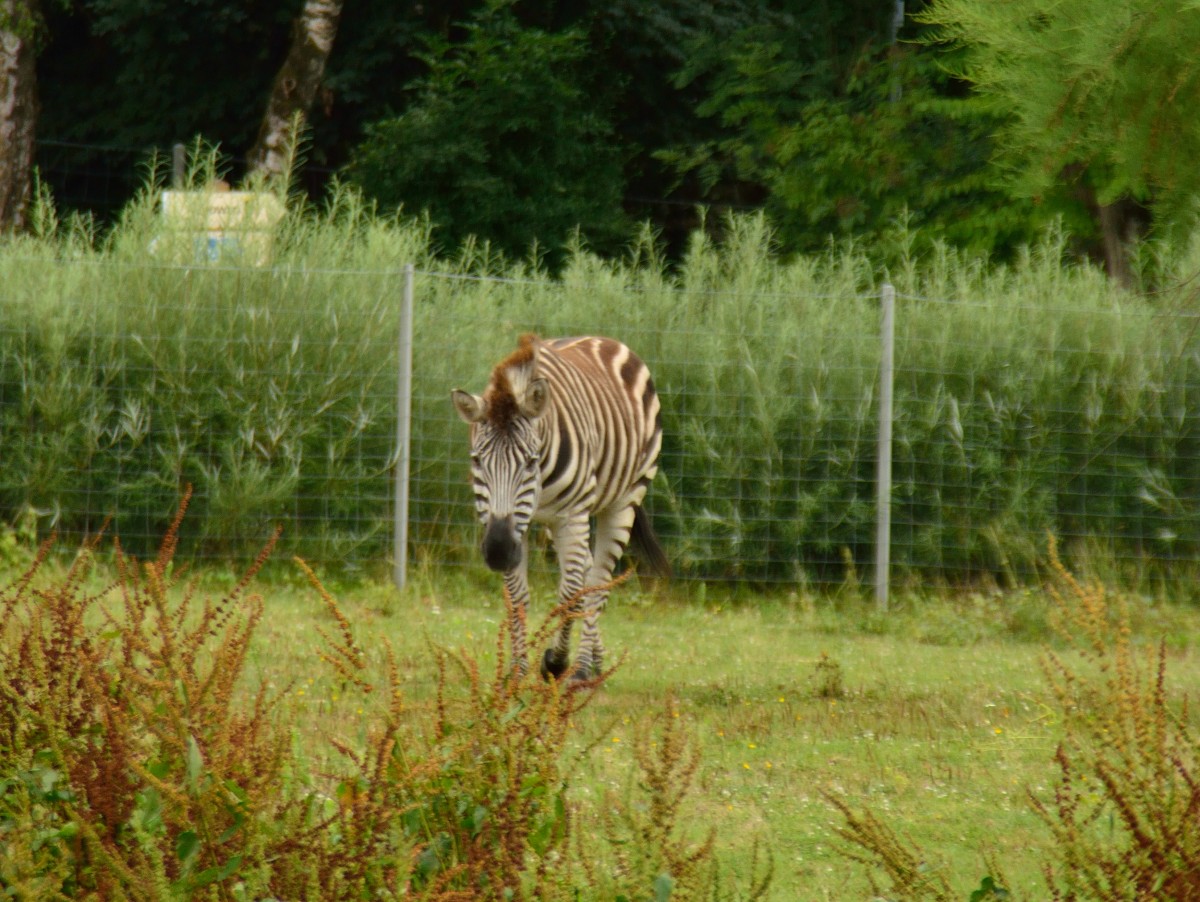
[2,189,1199,589]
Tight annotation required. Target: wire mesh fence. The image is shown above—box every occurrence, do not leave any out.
[2,251,1199,595]
[0,256,401,573]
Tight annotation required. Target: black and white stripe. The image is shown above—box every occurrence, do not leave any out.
[452,334,667,680]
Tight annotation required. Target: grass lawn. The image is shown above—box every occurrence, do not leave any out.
[233,562,1200,900]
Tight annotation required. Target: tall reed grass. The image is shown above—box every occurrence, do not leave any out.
[2,170,1199,588]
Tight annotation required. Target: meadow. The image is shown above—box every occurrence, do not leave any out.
[6,520,1194,899]
[266,565,1200,899]
[5,174,1200,897]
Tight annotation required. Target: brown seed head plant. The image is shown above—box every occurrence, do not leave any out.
[587,689,772,901]
[824,535,1200,900]
[390,574,628,900]
[1032,535,1200,900]
[0,488,292,900]
[0,499,764,900]
[822,790,960,902]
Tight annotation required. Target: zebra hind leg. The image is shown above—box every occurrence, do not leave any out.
[571,598,608,681]
[570,505,637,682]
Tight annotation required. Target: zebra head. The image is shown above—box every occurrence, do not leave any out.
[452,342,550,574]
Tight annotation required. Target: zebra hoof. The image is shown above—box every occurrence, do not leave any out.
[568,665,598,685]
[540,649,569,681]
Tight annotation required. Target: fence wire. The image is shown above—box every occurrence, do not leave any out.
[1,256,1198,595]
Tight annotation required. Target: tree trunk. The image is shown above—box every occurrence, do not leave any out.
[1096,198,1142,291]
[245,0,343,181]
[0,0,40,232]
[1066,165,1144,290]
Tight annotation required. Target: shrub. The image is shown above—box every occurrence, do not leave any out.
[588,691,773,901]
[346,4,629,262]
[1033,538,1200,899]
[0,493,292,898]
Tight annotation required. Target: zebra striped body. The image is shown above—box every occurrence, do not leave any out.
[452,334,667,680]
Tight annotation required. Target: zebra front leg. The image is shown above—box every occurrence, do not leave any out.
[541,513,591,680]
[502,546,531,677]
[573,504,639,681]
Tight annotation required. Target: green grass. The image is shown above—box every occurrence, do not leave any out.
[229,563,1200,899]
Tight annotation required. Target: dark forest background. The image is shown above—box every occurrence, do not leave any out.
[23,0,1200,277]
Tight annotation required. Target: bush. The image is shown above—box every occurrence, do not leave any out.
[1032,538,1200,899]
[346,4,629,263]
[0,177,423,567]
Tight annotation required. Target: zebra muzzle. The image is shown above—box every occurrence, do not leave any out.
[481,515,523,573]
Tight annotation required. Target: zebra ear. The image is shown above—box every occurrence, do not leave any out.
[452,389,487,424]
[521,377,550,418]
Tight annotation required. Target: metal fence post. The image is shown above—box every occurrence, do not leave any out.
[875,283,896,611]
[394,263,415,590]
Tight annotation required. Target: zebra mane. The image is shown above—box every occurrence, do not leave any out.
[484,334,539,428]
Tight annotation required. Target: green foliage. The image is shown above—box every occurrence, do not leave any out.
[35,0,907,254]
[666,31,1064,258]
[568,0,793,228]
[608,217,1200,587]
[48,0,1194,270]
[0,506,37,571]
[919,0,1200,236]
[346,2,629,262]
[763,50,1063,258]
[0,0,41,42]
[970,875,1010,901]
[0,165,427,566]
[9,166,1200,587]
[42,0,295,151]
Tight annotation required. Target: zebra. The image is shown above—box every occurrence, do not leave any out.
[451,334,669,681]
